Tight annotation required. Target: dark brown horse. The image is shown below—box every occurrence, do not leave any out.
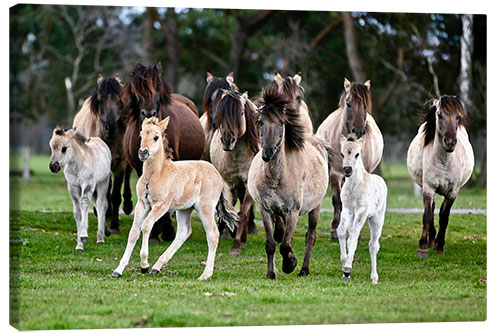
[73,74,133,234]
[120,62,205,242]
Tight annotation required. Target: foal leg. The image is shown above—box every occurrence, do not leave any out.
[434,193,457,255]
[368,212,384,284]
[298,205,319,277]
[230,188,254,255]
[337,210,351,281]
[69,185,84,251]
[196,203,220,281]
[343,209,368,280]
[280,210,299,274]
[111,199,150,278]
[150,209,193,275]
[139,204,170,273]
[417,189,435,258]
[330,174,343,239]
[260,209,276,279]
[95,179,109,244]
[78,185,94,247]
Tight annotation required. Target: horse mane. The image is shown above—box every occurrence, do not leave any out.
[422,95,467,147]
[89,77,122,115]
[257,84,305,151]
[339,82,372,114]
[203,77,239,130]
[54,126,89,146]
[214,92,260,154]
[144,118,174,159]
[120,63,172,125]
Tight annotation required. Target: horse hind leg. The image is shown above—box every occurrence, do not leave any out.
[196,203,219,281]
[368,213,384,284]
[150,213,175,243]
[298,206,319,277]
[230,187,254,255]
[434,194,456,255]
[95,179,109,244]
[330,174,343,240]
[110,168,125,234]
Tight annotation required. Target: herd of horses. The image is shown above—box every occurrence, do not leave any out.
[48,62,474,282]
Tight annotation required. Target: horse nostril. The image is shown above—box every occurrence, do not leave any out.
[351,128,356,133]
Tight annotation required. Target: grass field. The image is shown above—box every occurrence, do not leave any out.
[9,154,487,329]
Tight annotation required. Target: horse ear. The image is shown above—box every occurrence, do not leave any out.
[364,80,371,90]
[226,72,234,84]
[344,78,351,90]
[274,70,284,86]
[206,72,213,84]
[154,62,162,74]
[241,91,249,104]
[114,73,122,85]
[293,72,302,85]
[159,116,170,131]
[97,74,103,85]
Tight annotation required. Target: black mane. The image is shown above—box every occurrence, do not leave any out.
[203,76,239,130]
[422,95,466,147]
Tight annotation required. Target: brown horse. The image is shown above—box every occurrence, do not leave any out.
[120,62,205,242]
[200,72,239,161]
[407,96,474,257]
[72,74,133,234]
[273,70,314,134]
[248,84,331,279]
[316,78,384,239]
[209,90,260,254]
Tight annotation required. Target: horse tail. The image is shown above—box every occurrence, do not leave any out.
[216,182,239,234]
[315,135,334,174]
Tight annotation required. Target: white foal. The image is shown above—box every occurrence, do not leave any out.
[111,117,238,281]
[49,127,111,251]
[337,136,387,284]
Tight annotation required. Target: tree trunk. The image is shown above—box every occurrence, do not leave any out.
[228,10,275,79]
[459,14,474,110]
[165,8,179,90]
[142,7,155,65]
[475,150,486,187]
[22,146,30,185]
[342,12,365,82]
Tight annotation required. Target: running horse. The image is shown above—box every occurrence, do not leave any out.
[407,96,474,257]
[120,62,205,242]
[316,78,384,239]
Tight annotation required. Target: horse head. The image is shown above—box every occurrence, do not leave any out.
[341,78,372,139]
[90,74,122,139]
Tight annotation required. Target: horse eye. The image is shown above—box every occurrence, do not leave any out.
[154,136,159,142]
[62,146,67,153]
[355,153,359,158]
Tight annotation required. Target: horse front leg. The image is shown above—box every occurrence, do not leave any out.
[417,190,435,258]
[78,185,94,248]
[434,193,457,255]
[122,164,133,215]
[139,203,170,273]
[343,209,368,280]
[69,184,83,251]
[337,209,351,281]
[110,166,124,234]
[280,210,299,274]
[229,187,254,255]
[111,199,150,278]
[260,209,276,279]
[298,205,320,277]
[330,173,343,239]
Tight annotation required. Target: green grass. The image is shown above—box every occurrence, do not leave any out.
[9,154,487,329]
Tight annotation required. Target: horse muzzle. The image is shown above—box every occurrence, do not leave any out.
[140,110,158,120]
[222,137,237,151]
[49,162,61,173]
[261,147,277,162]
[342,166,353,177]
[138,149,150,161]
[443,137,457,153]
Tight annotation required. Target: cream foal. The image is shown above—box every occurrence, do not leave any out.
[337,136,387,284]
[49,127,111,251]
[111,117,238,280]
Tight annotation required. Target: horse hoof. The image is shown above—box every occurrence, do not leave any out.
[110,271,121,278]
[342,275,351,283]
[416,249,428,258]
[104,226,111,237]
[229,248,241,255]
[109,228,120,235]
[434,249,445,255]
[141,267,149,274]
[76,248,84,252]
[298,267,309,277]
[149,269,160,275]
[330,231,338,240]
[372,278,378,284]
[97,241,104,245]
[80,237,88,243]
[123,201,133,215]
[267,271,276,280]
[149,237,160,244]
[282,254,298,274]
